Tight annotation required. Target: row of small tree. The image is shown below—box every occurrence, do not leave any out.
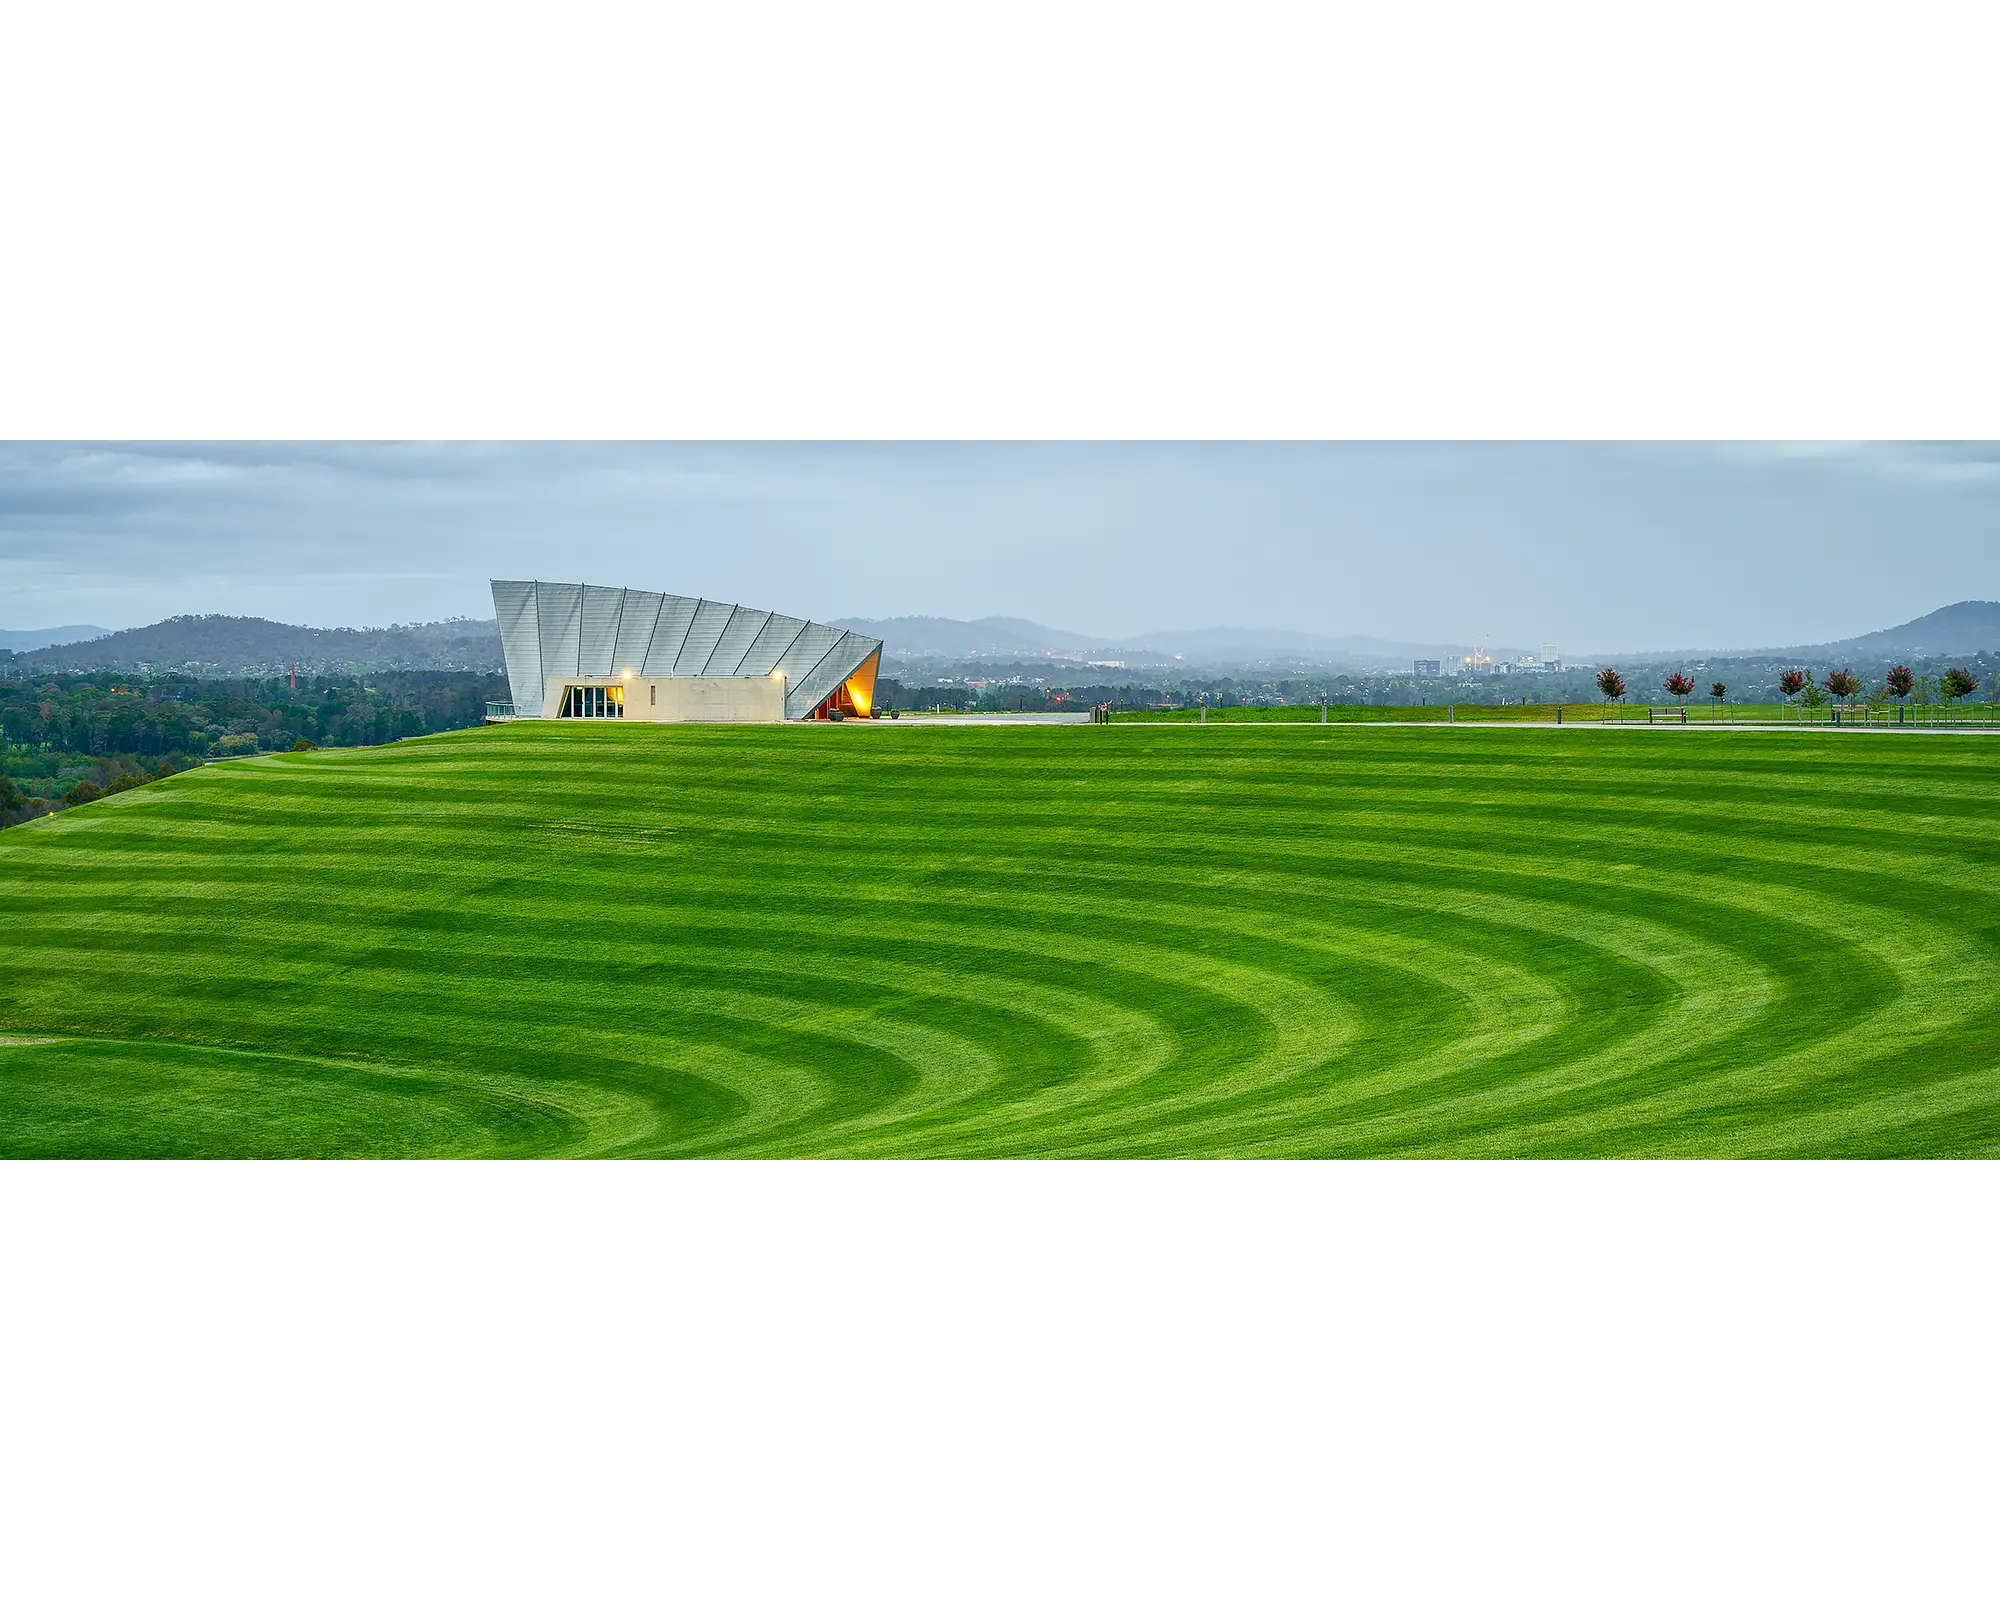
[1590,664,1984,713]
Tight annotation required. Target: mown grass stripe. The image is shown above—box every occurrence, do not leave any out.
[3,722,1995,1157]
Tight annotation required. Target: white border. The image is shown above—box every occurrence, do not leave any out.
[4,1162,1993,1597]
[2,4,1996,437]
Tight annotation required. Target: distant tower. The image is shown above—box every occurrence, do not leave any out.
[1541,643,1560,668]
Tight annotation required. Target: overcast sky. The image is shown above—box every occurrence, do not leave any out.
[3,442,1996,652]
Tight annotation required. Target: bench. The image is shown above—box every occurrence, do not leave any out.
[1647,706,1688,723]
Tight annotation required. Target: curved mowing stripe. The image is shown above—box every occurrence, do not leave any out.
[0,1038,661,1159]
[1,723,1996,1158]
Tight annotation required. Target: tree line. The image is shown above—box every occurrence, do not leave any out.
[1593,664,1989,713]
[0,671,506,824]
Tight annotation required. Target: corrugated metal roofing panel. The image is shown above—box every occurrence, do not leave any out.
[643,594,700,674]
[771,621,846,697]
[535,582,583,681]
[703,607,771,676]
[736,612,808,676]
[491,580,542,715]
[788,633,878,719]
[673,600,736,674]
[578,585,626,676]
[612,588,664,675]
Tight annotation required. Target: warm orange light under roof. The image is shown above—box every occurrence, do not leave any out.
[844,652,880,717]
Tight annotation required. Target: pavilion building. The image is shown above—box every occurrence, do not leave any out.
[492,580,883,722]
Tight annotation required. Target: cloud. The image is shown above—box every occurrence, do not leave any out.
[2,442,1997,652]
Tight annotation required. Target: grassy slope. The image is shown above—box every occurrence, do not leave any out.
[2,723,1996,1158]
[1121,703,1999,724]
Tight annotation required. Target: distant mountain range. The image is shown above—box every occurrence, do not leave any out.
[0,624,110,651]
[1606,601,2000,664]
[1812,600,2000,658]
[9,600,1994,677]
[829,615,1100,656]
[1123,627,1513,666]
[834,615,1495,667]
[9,614,502,673]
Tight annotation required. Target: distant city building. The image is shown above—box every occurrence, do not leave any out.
[1414,659,1442,677]
[1541,644,1561,668]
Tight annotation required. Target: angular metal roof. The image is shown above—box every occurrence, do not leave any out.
[492,580,882,720]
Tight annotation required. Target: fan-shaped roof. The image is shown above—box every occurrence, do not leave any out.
[492,580,882,721]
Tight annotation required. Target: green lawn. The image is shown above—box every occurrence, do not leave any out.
[1121,701,2000,725]
[3,722,1996,1157]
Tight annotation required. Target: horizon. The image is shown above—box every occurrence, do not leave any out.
[10,595,1999,673]
[5,443,1999,652]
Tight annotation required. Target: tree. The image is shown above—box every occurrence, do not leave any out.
[1778,668,1805,719]
[1824,668,1860,703]
[1942,666,1977,720]
[63,780,103,807]
[1596,667,1627,706]
[1798,672,1827,711]
[1708,681,1726,721]
[1885,664,1915,700]
[1663,672,1695,703]
[0,772,21,819]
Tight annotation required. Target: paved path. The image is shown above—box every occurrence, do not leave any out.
[1112,719,2000,736]
[855,712,1095,726]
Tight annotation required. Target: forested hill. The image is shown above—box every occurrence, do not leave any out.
[16,614,503,674]
[1815,601,2000,658]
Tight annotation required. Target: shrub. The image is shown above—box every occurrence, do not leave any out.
[289,739,318,752]
[63,780,104,807]
[215,733,259,756]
